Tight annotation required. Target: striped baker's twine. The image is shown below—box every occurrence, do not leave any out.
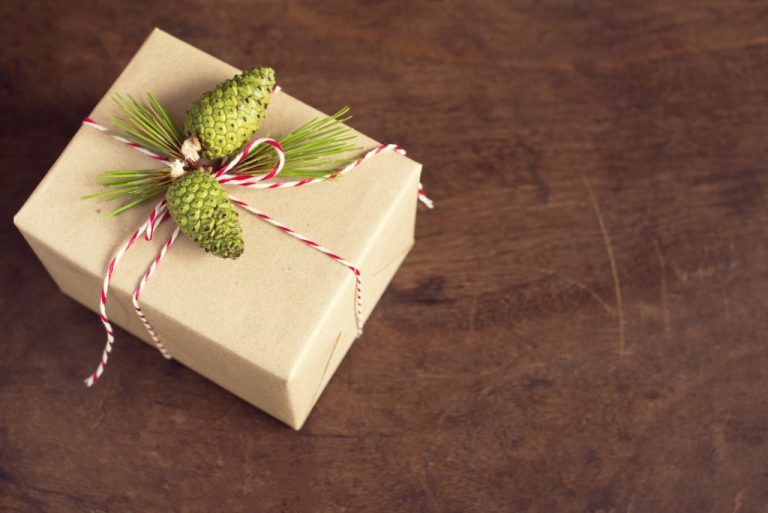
[230,195,365,335]
[83,201,170,386]
[215,138,285,179]
[130,204,178,360]
[217,143,434,210]
[83,118,174,166]
[417,184,433,209]
[82,93,433,386]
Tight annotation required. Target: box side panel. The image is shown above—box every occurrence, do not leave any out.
[16,226,295,426]
[287,167,421,429]
[141,305,295,426]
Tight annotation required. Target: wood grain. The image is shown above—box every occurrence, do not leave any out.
[2,1,768,511]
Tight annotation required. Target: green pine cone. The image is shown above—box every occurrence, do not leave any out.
[166,171,244,259]
[184,67,276,160]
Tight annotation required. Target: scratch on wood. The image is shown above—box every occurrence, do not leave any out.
[718,275,732,326]
[209,397,240,429]
[712,423,727,462]
[626,492,636,513]
[652,239,671,334]
[419,455,440,512]
[464,286,480,344]
[515,138,549,203]
[732,487,745,513]
[582,175,628,354]
[89,394,108,429]
[538,268,616,316]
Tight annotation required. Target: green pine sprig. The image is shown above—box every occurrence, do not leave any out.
[232,106,361,178]
[81,168,173,216]
[112,93,185,162]
[84,94,361,216]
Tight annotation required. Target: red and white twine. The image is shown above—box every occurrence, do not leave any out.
[131,204,178,360]
[83,117,174,166]
[81,97,432,387]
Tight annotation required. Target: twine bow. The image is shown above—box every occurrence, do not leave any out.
[81,87,433,386]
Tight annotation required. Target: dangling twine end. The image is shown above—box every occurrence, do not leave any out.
[417,184,434,209]
[169,159,186,179]
[181,135,201,163]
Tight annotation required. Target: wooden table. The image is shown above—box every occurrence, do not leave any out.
[2,1,767,511]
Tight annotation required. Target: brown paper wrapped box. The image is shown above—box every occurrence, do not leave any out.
[13,29,422,429]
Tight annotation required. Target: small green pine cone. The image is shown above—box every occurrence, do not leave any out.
[184,67,276,160]
[166,171,244,259]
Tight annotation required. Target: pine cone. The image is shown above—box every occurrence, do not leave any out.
[166,171,244,259]
[184,67,276,160]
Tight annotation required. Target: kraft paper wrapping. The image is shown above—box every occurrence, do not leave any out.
[13,29,422,429]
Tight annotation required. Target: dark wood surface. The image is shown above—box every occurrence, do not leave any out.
[2,1,768,511]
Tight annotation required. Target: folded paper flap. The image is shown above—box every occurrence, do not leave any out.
[14,28,422,380]
[308,331,344,408]
[373,239,416,278]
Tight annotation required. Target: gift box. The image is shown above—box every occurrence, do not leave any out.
[13,28,423,429]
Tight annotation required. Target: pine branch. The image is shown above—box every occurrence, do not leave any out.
[112,93,185,161]
[233,107,361,178]
[81,169,172,216]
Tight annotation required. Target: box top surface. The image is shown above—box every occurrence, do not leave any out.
[14,29,420,380]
